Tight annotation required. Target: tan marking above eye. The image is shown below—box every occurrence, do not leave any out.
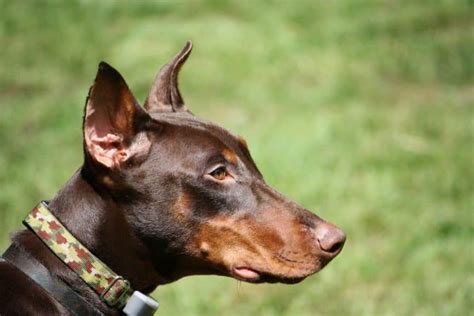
[222,148,238,166]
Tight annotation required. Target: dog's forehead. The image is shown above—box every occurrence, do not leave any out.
[149,112,242,147]
[147,112,262,177]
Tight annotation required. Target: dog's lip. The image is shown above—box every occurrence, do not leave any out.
[232,266,261,281]
[229,260,322,284]
[231,266,310,284]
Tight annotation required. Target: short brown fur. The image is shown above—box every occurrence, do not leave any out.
[0,41,345,315]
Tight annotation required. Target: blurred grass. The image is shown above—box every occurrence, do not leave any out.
[0,0,473,315]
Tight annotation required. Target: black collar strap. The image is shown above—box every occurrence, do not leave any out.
[2,244,102,315]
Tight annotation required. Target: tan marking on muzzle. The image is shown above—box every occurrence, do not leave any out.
[189,210,324,281]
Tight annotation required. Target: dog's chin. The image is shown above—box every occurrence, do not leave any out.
[230,266,317,284]
[166,258,324,285]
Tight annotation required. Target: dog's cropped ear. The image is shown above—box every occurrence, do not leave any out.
[83,62,151,169]
[144,40,193,113]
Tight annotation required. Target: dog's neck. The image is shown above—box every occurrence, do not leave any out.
[13,168,161,313]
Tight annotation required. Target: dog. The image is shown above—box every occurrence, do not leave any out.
[0,41,345,315]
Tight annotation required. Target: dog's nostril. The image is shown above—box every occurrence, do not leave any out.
[315,223,346,254]
[327,241,343,254]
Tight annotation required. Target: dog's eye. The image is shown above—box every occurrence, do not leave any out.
[210,166,227,181]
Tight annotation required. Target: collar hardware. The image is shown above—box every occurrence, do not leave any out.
[101,275,131,307]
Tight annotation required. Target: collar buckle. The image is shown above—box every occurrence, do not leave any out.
[100,275,131,307]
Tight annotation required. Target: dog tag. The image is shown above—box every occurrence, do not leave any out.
[123,291,159,316]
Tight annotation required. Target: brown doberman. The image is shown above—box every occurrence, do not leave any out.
[0,41,345,315]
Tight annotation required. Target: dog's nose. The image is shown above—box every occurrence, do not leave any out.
[315,222,346,255]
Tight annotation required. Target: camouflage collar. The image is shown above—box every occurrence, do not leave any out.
[23,202,133,308]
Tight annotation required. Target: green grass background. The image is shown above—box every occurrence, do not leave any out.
[0,1,472,315]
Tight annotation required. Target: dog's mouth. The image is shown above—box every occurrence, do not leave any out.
[233,267,260,281]
[231,266,310,284]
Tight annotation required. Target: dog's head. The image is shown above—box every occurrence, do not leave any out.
[82,41,345,285]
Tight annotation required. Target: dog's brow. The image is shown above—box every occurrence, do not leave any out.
[222,148,238,166]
